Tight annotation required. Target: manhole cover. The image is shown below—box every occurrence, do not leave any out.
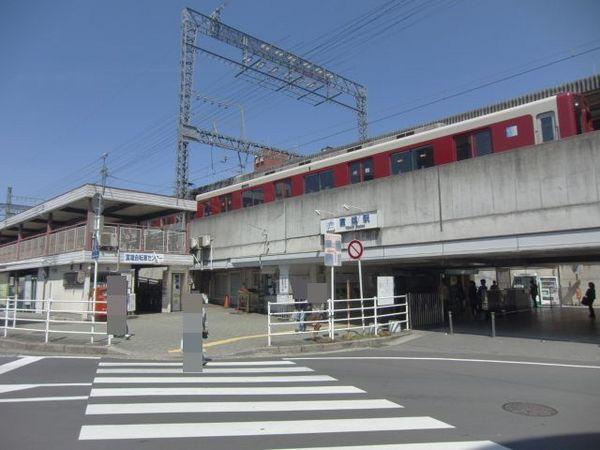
[502,402,558,417]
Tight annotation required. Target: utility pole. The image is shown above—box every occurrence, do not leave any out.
[91,154,109,318]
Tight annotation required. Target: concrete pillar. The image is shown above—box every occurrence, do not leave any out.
[85,198,94,251]
[162,267,171,312]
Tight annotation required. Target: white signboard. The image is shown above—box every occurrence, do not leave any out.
[320,211,379,234]
[324,233,342,267]
[121,252,165,265]
[377,276,395,306]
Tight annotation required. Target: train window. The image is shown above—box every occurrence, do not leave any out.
[537,112,556,142]
[219,194,233,212]
[474,129,493,156]
[349,158,374,184]
[455,135,472,160]
[305,170,334,193]
[414,146,434,169]
[391,151,413,174]
[242,188,264,207]
[320,170,335,190]
[275,179,292,200]
[455,129,493,159]
[202,201,213,217]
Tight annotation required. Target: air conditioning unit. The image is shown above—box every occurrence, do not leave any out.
[189,237,200,250]
[200,235,212,247]
[100,232,118,248]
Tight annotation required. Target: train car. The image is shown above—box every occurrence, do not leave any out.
[195,92,594,218]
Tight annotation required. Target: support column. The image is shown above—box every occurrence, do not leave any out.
[85,198,94,251]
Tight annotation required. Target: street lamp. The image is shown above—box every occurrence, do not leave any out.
[314,209,337,217]
[342,204,362,212]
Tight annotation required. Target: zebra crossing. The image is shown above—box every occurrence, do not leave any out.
[78,359,511,449]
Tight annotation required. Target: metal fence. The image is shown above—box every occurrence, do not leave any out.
[104,225,186,254]
[267,295,409,346]
[1,298,110,345]
[407,293,445,329]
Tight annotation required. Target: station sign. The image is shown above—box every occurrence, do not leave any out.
[121,252,165,265]
[320,211,378,234]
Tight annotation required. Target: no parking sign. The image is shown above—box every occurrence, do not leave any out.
[347,239,364,260]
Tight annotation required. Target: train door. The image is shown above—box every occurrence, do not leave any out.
[536,111,557,143]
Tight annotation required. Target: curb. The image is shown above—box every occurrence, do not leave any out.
[0,331,413,359]
[226,331,414,358]
[0,337,114,356]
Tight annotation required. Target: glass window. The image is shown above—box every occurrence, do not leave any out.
[320,170,335,190]
[455,135,472,161]
[537,112,556,142]
[202,201,212,217]
[349,161,361,184]
[304,170,334,193]
[363,159,374,181]
[391,151,413,174]
[219,194,233,212]
[414,146,434,169]
[242,188,264,207]
[304,173,320,193]
[474,129,493,156]
[275,179,292,200]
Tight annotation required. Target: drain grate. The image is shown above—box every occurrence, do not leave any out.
[502,402,558,417]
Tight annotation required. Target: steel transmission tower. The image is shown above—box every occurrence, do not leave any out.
[175,7,368,198]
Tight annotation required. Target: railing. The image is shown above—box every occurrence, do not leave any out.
[103,224,186,254]
[407,293,445,329]
[0,224,87,263]
[267,295,409,346]
[1,298,110,345]
[0,223,187,264]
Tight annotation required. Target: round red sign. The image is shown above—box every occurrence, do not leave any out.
[348,239,364,260]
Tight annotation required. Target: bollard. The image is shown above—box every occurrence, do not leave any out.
[448,311,454,335]
[490,311,496,338]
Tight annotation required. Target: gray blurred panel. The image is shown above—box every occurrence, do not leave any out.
[107,275,127,336]
[182,293,204,372]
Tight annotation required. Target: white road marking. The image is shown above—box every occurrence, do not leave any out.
[96,366,312,374]
[78,417,452,440]
[0,356,44,375]
[0,396,88,403]
[86,399,402,415]
[286,356,600,370]
[0,383,91,394]
[19,355,100,360]
[98,361,295,367]
[90,385,364,397]
[267,441,511,450]
[93,375,335,384]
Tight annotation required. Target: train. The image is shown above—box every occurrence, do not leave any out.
[195,92,594,217]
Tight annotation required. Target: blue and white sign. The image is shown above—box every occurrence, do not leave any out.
[121,252,165,265]
[91,238,100,260]
[320,211,379,234]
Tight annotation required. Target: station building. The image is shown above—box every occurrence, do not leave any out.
[188,75,600,320]
[0,185,196,314]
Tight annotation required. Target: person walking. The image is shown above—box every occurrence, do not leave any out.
[476,279,487,315]
[582,282,596,319]
[468,280,478,317]
[530,280,539,308]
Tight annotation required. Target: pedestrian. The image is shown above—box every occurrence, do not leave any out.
[582,282,596,319]
[468,280,478,317]
[530,280,539,308]
[476,279,487,314]
[490,280,499,291]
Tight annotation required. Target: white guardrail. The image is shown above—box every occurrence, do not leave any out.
[1,298,110,345]
[267,295,409,346]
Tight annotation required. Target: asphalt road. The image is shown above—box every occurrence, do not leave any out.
[0,350,598,450]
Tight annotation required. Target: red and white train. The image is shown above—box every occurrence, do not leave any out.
[195,92,594,217]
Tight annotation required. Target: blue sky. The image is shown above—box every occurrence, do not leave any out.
[1,0,599,201]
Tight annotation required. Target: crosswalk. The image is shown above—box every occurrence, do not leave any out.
[78,359,511,449]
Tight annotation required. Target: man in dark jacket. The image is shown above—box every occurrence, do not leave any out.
[530,280,539,308]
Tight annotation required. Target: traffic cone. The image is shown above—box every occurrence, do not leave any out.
[223,294,230,308]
